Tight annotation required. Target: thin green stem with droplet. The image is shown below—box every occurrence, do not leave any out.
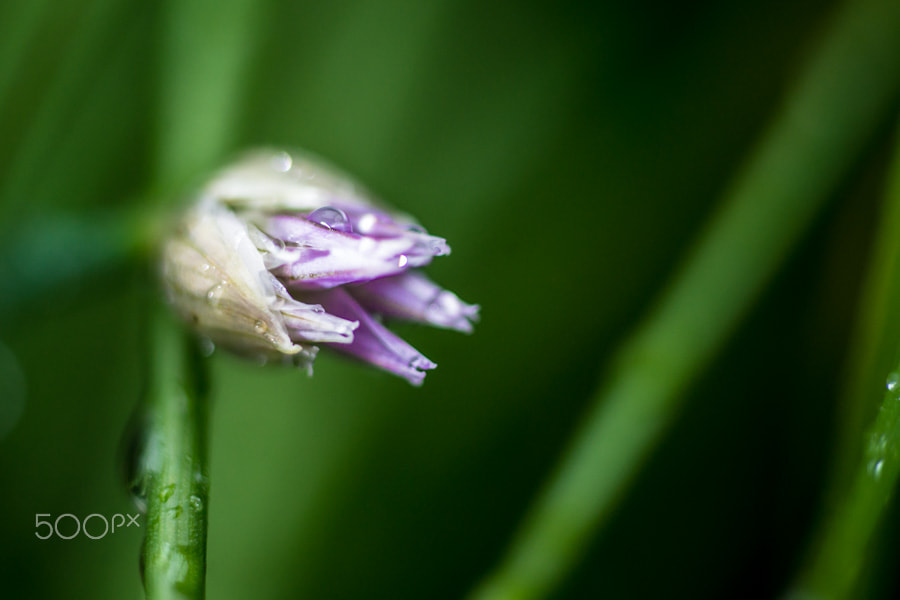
[138,306,210,600]
[826,120,900,501]
[466,0,900,598]
[784,123,900,600]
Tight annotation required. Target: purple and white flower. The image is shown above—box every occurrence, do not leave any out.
[161,149,478,385]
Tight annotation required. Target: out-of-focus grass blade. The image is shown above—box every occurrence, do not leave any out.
[0,0,52,111]
[0,0,127,218]
[467,0,900,598]
[154,0,267,191]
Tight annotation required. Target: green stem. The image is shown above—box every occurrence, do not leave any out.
[784,124,900,600]
[467,0,900,598]
[139,306,210,600]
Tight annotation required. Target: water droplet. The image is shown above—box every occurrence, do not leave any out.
[405,224,426,234]
[189,495,203,511]
[207,282,228,306]
[131,486,148,514]
[199,337,215,357]
[160,483,176,503]
[272,151,292,172]
[120,403,159,514]
[888,372,900,392]
[308,206,352,233]
[868,458,885,480]
[398,254,408,268]
[254,320,268,333]
[199,263,211,273]
[870,433,889,454]
[357,213,377,234]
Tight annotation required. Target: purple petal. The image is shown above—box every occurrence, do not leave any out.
[348,272,479,333]
[253,214,448,289]
[305,288,437,385]
[338,204,429,239]
[280,301,358,344]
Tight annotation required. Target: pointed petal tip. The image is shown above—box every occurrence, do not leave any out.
[406,372,426,387]
[427,293,480,334]
[398,355,437,386]
[431,238,451,256]
[411,356,437,371]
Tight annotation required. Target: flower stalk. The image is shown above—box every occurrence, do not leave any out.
[138,305,210,600]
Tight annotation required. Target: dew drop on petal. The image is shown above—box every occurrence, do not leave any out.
[254,320,268,333]
[272,151,293,172]
[357,213,377,234]
[405,224,426,234]
[206,282,228,306]
[398,254,408,268]
[308,206,352,233]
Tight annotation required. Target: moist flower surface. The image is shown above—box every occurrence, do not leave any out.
[161,149,478,385]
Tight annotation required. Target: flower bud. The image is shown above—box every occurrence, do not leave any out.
[161,149,478,384]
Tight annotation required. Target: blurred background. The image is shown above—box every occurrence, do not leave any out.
[0,0,898,598]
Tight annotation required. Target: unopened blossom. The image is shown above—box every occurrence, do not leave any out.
[161,149,478,385]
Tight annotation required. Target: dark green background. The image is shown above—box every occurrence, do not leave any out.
[1,0,896,598]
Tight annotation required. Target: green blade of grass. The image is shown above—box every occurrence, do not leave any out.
[784,123,900,600]
[0,0,126,218]
[827,122,900,501]
[467,0,900,598]
[154,0,266,192]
